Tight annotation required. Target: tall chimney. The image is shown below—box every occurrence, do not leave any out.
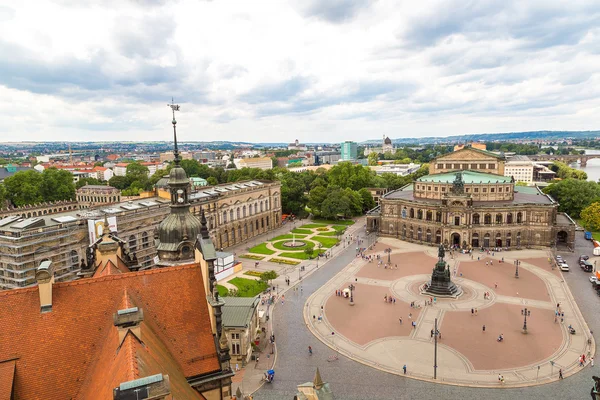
[36,260,55,313]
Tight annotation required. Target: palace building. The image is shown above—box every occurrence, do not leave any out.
[367,146,576,249]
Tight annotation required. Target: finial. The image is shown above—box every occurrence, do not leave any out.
[167,98,181,166]
[200,208,210,239]
[313,368,324,389]
[102,213,110,235]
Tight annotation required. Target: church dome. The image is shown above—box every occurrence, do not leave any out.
[384,136,392,145]
[156,209,202,261]
[169,165,189,185]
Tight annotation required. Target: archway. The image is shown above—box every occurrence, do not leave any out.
[557,231,568,243]
[496,233,502,248]
[483,233,490,248]
[451,233,461,247]
[472,233,479,248]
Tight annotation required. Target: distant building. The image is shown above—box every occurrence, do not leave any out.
[0,164,33,182]
[382,135,394,153]
[314,151,341,165]
[288,139,307,151]
[373,163,421,176]
[234,157,273,170]
[113,162,165,177]
[454,142,487,151]
[190,177,208,189]
[76,185,121,209]
[340,141,358,161]
[504,155,534,183]
[160,151,193,162]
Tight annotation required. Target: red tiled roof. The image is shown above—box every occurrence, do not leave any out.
[0,360,15,399]
[93,258,130,278]
[0,265,220,399]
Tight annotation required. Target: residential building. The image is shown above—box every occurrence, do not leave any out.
[113,163,128,176]
[234,157,273,170]
[340,141,358,161]
[314,151,341,165]
[505,155,535,183]
[0,164,33,182]
[222,297,260,365]
[91,166,114,181]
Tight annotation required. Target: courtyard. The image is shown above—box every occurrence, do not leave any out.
[305,238,594,387]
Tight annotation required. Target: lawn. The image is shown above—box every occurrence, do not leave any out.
[271,239,310,251]
[248,243,276,255]
[216,284,229,297]
[279,249,325,260]
[312,219,354,225]
[229,277,268,297]
[312,236,339,248]
[301,223,328,229]
[316,231,338,236]
[291,228,313,235]
[271,233,306,241]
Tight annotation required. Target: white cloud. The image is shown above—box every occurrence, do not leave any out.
[1,0,600,142]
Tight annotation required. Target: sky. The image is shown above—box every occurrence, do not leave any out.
[1,0,600,143]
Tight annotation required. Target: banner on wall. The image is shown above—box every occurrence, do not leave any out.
[88,217,118,244]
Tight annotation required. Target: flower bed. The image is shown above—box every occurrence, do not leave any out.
[239,254,265,260]
[269,258,301,265]
[271,239,309,251]
[316,227,330,231]
[244,270,263,277]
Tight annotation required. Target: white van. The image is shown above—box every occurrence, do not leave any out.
[559,263,569,272]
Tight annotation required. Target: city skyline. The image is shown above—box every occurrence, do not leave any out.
[1,1,600,142]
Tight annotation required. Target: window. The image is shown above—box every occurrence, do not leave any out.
[484,214,491,225]
[71,250,79,267]
[230,209,234,221]
[446,163,452,169]
[465,188,470,192]
[128,235,137,252]
[462,164,468,169]
[434,187,438,191]
[488,164,495,169]
[265,199,269,210]
[237,208,241,219]
[479,164,486,169]
[436,212,442,222]
[453,163,460,169]
[483,188,487,193]
[426,211,432,221]
[437,164,443,169]
[232,343,240,355]
[454,216,460,226]
[243,206,246,217]
[474,188,479,193]
[496,214,502,224]
[441,187,446,192]
[471,164,478,169]
[517,212,523,223]
[142,232,149,248]
[499,187,503,192]
[223,211,227,223]
[473,214,480,224]
[490,188,495,193]
[427,186,431,191]
[507,213,513,224]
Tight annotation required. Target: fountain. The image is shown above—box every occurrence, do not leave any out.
[423,244,462,298]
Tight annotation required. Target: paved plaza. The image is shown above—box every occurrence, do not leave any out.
[305,239,594,387]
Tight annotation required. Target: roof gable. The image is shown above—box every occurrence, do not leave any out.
[434,147,504,162]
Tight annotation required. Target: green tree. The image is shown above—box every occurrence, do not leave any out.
[304,243,315,259]
[358,188,376,211]
[126,162,149,181]
[367,152,379,166]
[109,175,132,190]
[581,202,600,232]
[40,168,76,202]
[207,176,218,186]
[260,270,278,284]
[76,177,102,189]
[308,185,328,216]
[543,179,600,218]
[0,183,6,206]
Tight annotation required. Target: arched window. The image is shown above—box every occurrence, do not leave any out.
[244,224,248,235]
[266,216,270,227]
[265,199,269,210]
[409,225,414,239]
[417,227,422,241]
[507,213,513,224]
[260,201,264,212]
[426,229,432,242]
[402,224,406,237]
[410,208,415,218]
[256,220,259,230]
[517,212,523,223]
[142,232,149,248]
[484,214,491,225]
[426,211,432,221]
[472,213,480,225]
[261,218,264,228]
[435,230,441,244]
[230,209,234,221]
[243,206,247,217]
[128,235,137,252]
[472,233,479,248]
[417,210,423,219]
[223,211,227,223]
[495,213,502,224]
[237,208,241,219]
[275,197,279,208]
[436,211,442,222]
[238,226,242,241]
[224,230,229,243]
[71,250,79,267]
[231,229,235,242]
[255,204,258,214]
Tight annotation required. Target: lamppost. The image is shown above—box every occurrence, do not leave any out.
[434,317,439,379]
[521,307,531,333]
[515,259,520,278]
[349,284,355,306]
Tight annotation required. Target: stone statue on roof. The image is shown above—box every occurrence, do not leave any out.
[452,172,464,194]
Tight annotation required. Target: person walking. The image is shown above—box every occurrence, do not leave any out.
[308,346,312,355]
[592,356,595,367]
[399,317,403,324]
[482,324,486,332]
[431,329,434,338]
[403,365,407,374]
[559,368,563,379]
[471,308,474,316]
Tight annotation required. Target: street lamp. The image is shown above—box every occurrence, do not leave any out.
[521,307,531,333]
[515,259,520,278]
[434,317,439,379]
[349,284,355,306]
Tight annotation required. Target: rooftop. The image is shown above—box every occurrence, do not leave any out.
[222,297,260,328]
[385,184,554,205]
[417,170,513,184]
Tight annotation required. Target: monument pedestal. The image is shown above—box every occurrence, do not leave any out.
[423,246,463,298]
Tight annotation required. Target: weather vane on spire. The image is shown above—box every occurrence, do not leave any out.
[167,98,181,165]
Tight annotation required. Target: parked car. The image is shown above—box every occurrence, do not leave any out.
[590,276,598,284]
[559,263,569,271]
[580,255,590,261]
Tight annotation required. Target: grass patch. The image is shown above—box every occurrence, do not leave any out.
[271,239,309,251]
[239,254,265,260]
[244,270,263,277]
[313,219,354,225]
[316,227,330,231]
[229,277,268,297]
[291,228,313,235]
[593,232,600,242]
[333,225,347,233]
[271,233,306,241]
[279,249,325,260]
[301,223,328,229]
[312,236,339,248]
[216,285,229,297]
[269,258,301,265]
[248,243,276,255]
[316,231,338,236]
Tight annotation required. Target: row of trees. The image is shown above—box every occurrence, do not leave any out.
[1,168,76,207]
[368,145,452,164]
[549,161,587,180]
[543,179,600,219]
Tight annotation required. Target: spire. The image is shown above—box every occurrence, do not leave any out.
[200,208,210,239]
[167,98,181,166]
[313,368,324,390]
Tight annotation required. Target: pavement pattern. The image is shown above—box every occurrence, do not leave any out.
[254,227,600,400]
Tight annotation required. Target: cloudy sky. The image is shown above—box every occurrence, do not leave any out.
[1,0,600,143]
